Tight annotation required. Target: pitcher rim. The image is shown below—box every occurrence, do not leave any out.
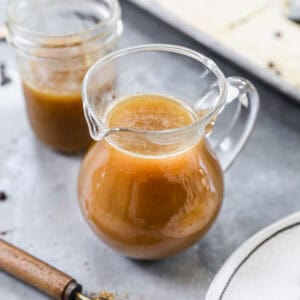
[82,43,227,136]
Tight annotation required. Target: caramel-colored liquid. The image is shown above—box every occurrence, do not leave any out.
[78,94,223,259]
[108,94,194,130]
[20,58,92,153]
[23,82,90,153]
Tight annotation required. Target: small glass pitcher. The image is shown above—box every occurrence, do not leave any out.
[78,44,259,259]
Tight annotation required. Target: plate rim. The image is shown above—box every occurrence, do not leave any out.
[205,211,300,300]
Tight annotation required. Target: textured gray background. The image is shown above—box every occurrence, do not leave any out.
[0,1,300,299]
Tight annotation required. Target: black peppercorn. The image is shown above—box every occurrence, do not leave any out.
[0,191,7,201]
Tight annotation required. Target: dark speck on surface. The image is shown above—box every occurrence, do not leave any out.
[267,61,282,76]
[274,31,282,38]
[0,63,12,86]
[0,229,13,236]
[0,191,7,201]
[267,61,275,69]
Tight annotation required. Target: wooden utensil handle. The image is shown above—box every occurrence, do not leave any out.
[0,239,82,300]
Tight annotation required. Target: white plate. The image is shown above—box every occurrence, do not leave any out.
[206,211,300,300]
[128,0,300,103]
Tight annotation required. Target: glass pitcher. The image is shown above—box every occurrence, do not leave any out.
[78,44,259,259]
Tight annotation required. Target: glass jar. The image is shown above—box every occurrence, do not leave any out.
[5,0,122,153]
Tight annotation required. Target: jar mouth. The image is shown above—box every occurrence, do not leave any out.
[83,44,227,138]
[6,0,121,49]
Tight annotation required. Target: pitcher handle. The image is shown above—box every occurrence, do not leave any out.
[209,77,260,172]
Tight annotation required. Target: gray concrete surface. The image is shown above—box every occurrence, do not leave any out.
[0,1,300,299]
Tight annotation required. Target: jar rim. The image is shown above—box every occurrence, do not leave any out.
[5,0,121,48]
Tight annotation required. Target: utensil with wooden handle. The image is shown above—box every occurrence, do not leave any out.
[0,239,92,300]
